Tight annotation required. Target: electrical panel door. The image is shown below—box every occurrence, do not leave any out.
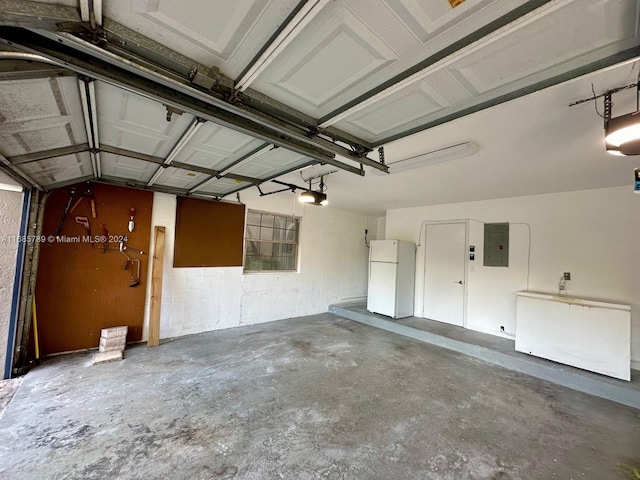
[484,223,509,267]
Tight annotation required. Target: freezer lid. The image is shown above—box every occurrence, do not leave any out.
[370,240,398,263]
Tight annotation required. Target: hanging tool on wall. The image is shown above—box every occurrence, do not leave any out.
[130,259,141,287]
[99,222,144,287]
[69,181,97,218]
[128,208,136,232]
[119,242,142,287]
[74,216,94,248]
[113,241,145,255]
[55,187,77,238]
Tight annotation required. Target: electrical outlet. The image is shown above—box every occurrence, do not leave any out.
[500,326,505,332]
[563,272,571,280]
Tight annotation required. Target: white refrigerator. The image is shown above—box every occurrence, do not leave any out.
[367,240,416,319]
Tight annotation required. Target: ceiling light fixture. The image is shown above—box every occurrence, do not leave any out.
[372,141,479,175]
[603,80,640,156]
[605,112,640,155]
[299,189,328,206]
[298,175,328,206]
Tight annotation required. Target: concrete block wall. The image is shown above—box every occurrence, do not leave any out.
[0,189,23,375]
[143,188,368,339]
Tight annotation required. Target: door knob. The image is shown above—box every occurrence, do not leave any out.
[454,280,463,284]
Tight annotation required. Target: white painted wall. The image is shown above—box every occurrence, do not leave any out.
[0,190,23,374]
[143,188,369,339]
[385,186,640,369]
[377,217,386,240]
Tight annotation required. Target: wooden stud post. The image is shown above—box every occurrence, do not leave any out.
[148,226,165,347]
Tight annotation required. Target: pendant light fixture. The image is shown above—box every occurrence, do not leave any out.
[604,77,640,156]
[299,175,328,206]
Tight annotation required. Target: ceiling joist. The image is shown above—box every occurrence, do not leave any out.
[0,0,386,172]
[77,77,100,179]
[0,27,372,177]
[9,144,91,165]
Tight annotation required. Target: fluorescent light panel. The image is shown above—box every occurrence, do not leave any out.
[374,142,479,175]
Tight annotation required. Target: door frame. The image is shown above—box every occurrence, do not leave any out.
[418,220,469,328]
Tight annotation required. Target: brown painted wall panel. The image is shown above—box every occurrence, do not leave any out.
[36,183,153,354]
[174,197,245,267]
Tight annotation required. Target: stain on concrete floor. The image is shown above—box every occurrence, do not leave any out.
[0,313,638,479]
[0,377,23,421]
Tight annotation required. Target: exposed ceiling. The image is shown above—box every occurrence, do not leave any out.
[0,0,638,215]
[283,58,640,216]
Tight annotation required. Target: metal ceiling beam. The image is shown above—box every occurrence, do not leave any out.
[99,145,164,165]
[169,162,262,185]
[237,86,381,170]
[66,18,375,163]
[43,174,94,191]
[0,152,41,190]
[168,161,217,178]
[0,27,368,176]
[0,60,74,80]
[0,8,381,173]
[0,49,73,80]
[216,144,272,178]
[77,77,101,178]
[317,0,554,128]
[101,144,259,185]
[224,173,261,184]
[187,144,272,194]
[100,17,230,89]
[372,45,640,147]
[8,143,90,165]
[95,23,381,161]
[146,118,204,187]
[219,160,317,200]
[99,174,192,198]
[5,140,271,190]
[0,0,79,30]
[96,29,376,157]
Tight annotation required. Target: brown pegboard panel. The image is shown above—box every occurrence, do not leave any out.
[35,183,153,355]
[174,197,245,267]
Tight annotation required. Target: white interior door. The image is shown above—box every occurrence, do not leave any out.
[423,223,466,326]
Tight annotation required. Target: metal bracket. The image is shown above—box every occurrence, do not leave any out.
[57,21,106,44]
[165,105,184,122]
[603,92,612,130]
[226,89,241,105]
[307,126,319,138]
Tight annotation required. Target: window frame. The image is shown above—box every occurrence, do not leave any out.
[243,209,300,274]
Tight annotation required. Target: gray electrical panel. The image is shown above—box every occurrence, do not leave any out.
[484,223,509,267]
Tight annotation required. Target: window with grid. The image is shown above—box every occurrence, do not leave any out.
[244,210,299,272]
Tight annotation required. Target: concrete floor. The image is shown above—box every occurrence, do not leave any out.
[0,313,639,480]
[330,302,640,409]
